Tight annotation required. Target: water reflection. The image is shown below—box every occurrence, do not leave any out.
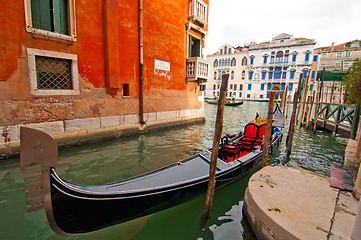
[0,102,348,239]
[209,201,244,240]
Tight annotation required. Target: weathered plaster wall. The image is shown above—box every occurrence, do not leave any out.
[0,0,206,138]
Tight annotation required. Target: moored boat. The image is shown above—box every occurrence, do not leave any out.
[20,107,285,236]
[206,99,244,106]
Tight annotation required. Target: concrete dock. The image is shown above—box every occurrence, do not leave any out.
[243,166,359,239]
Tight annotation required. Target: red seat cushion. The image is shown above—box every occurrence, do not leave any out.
[244,124,258,138]
[258,124,267,139]
[225,150,251,163]
[241,137,259,142]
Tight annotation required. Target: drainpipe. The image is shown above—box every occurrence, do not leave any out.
[138,0,145,126]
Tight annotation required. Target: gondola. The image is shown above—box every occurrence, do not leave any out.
[225,100,244,106]
[206,99,244,106]
[20,107,285,236]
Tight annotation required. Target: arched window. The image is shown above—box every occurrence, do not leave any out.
[282,67,287,79]
[290,70,296,79]
[269,67,274,79]
[231,57,236,66]
[224,46,227,54]
[214,71,217,80]
[303,70,308,78]
[276,51,283,63]
[262,71,266,80]
[242,57,247,66]
[248,71,253,80]
[220,49,223,55]
[231,71,234,80]
[263,55,268,64]
[305,51,311,62]
[274,67,282,79]
[250,56,255,65]
[214,59,218,67]
[284,51,289,62]
[241,70,245,79]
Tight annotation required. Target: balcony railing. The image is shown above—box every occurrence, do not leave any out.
[186,57,209,82]
[189,0,208,26]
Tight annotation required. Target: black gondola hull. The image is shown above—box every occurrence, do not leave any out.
[50,152,266,234]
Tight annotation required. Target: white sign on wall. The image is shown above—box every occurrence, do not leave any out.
[154,59,170,71]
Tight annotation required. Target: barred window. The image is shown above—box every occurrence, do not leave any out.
[36,56,72,90]
[27,48,79,96]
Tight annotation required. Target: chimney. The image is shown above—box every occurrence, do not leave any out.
[331,42,335,51]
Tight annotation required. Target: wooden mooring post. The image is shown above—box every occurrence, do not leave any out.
[285,91,291,119]
[313,70,324,134]
[201,73,229,225]
[282,84,289,114]
[298,72,310,125]
[300,74,311,127]
[351,104,361,139]
[262,91,276,168]
[305,90,316,129]
[286,74,303,156]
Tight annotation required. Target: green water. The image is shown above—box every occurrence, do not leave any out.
[0,102,348,240]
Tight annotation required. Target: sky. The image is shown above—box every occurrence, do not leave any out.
[203,0,361,56]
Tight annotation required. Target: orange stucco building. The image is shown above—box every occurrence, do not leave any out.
[0,0,209,156]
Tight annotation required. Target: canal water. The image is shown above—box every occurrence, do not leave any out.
[0,102,348,240]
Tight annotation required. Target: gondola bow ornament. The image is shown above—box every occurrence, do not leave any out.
[20,127,71,236]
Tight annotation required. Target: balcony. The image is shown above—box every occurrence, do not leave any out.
[186,57,209,82]
[189,0,208,27]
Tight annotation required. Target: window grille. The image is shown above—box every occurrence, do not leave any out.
[35,56,72,90]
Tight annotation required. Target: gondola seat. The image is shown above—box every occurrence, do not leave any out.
[221,142,250,163]
[239,123,269,147]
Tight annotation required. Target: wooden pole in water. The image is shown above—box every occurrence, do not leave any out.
[329,81,335,103]
[339,85,343,104]
[286,74,303,156]
[296,76,305,124]
[313,83,321,133]
[351,104,361,140]
[279,90,284,113]
[201,73,229,225]
[285,91,291,119]
[261,91,275,168]
[282,84,289,114]
[325,86,329,103]
[280,86,287,114]
[306,90,316,129]
[298,72,310,125]
[313,70,325,133]
[302,93,310,128]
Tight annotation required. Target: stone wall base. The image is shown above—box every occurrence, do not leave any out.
[0,109,204,158]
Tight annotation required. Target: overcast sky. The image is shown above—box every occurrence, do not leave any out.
[204,0,361,56]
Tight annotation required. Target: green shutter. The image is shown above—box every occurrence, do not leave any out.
[53,0,69,35]
[188,35,192,58]
[31,0,52,31]
[194,38,201,57]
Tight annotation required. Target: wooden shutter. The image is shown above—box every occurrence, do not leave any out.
[53,0,68,35]
[31,0,52,31]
